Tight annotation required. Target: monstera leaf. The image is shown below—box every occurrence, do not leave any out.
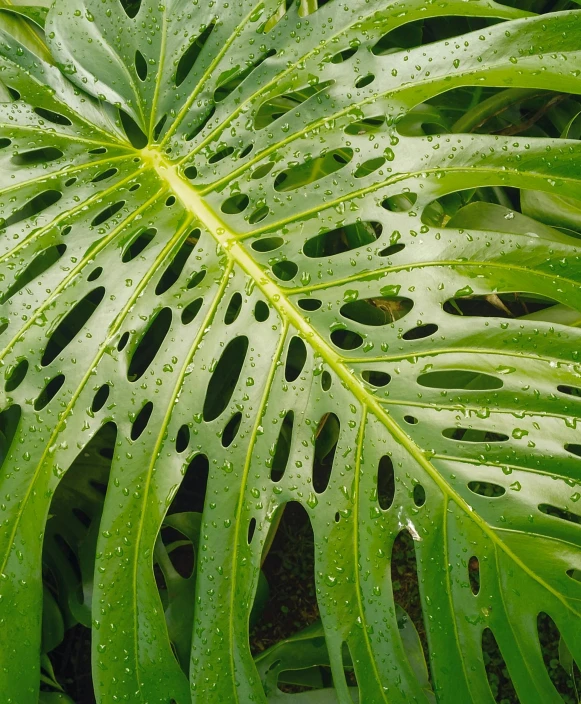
[0,0,580,702]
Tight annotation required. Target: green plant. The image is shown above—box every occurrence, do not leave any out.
[0,0,580,701]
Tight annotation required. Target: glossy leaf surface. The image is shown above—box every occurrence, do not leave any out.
[0,0,580,702]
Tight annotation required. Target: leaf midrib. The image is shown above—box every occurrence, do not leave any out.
[146,147,581,628]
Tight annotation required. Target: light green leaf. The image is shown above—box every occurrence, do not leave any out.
[0,1,580,703]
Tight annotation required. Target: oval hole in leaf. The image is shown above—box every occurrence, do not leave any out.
[183,164,198,180]
[413,484,426,507]
[175,24,215,86]
[222,412,242,448]
[354,156,385,178]
[91,168,118,183]
[173,453,209,514]
[11,147,63,166]
[254,300,269,322]
[2,190,62,229]
[271,411,294,482]
[404,415,418,425]
[362,370,391,387]
[330,329,363,350]
[303,221,380,257]
[249,205,269,224]
[134,49,147,80]
[272,261,298,281]
[203,336,248,422]
[444,428,508,443]
[131,401,154,440]
[187,270,206,290]
[127,308,172,382]
[444,292,560,319]
[252,237,284,253]
[539,504,581,525]
[181,297,203,325]
[35,374,65,411]
[91,384,110,413]
[313,413,340,494]
[122,228,156,262]
[330,46,357,64]
[221,194,249,214]
[468,556,480,595]
[119,109,147,148]
[224,292,242,325]
[42,286,105,366]
[468,481,506,498]
[355,73,375,88]
[379,242,406,257]
[341,297,413,326]
[91,201,125,228]
[344,115,385,135]
[120,0,141,17]
[402,324,438,341]
[565,443,581,458]
[417,370,503,390]
[5,359,28,393]
[1,243,66,304]
[247,517,257,544]
[321,371,331,391]
[377,455,395,510]
[33,107,72,126]
[155,230,199,295]
[558,384,581,397]
[175,424,190,453]
[208,146,234,164]
[297,298,322,311]
[285,337,307,382]
[274,148,353,192]
[382,192,417,213]
[186,106,216,141]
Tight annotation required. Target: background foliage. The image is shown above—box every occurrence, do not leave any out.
[0,0,580,702]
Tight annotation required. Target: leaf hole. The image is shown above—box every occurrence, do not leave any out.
[254,300,269,322]
[303,221,381,257]
[35,374,65,410]
[155,230,199,295]
[313,413,340,494]
[175,424,190,453]
[330,329,363,351]
[444,428,508,443]
[565,443,581,458]
[297,298,322,312]
[468,481,506,498]
[341,296,413,327]
[271,411,294,482]
[122,227,156,262]
[468,556,480,595]
[11,147,63,166]
[118,109,147,148]
[91,168,119,183]
[418,370,503,390]
[221,412,242,448]
[175,23,215,86]
[2,190,62,229]
[272,261,298,282]
[539,504,581,526]
[183,164,198,180]
[285,336,307,382]
[117,331,130,351]
[247,517,257,544]
[42,287,105,366]
[1,244,66,304]
[87,266,103,282]
[127,308,172,382]
[344,115,386,136]
[221,193,249,214]
[251,162,274,179]
[558,384,581,397]
[91,200,125,228]
[403,415,418,425]
[181,298,203,325]
[330,46,358,64]
[33,107,72,126]
[224,292,243,325]
[362,370,391,387]
[444,292,560,319]
[208,146,234,164]
[238,144,253,159]
[382,192,417,212]
[254,80,332,130]
[134,49,147,81]
[355,73,375,88]
[413,484,426,507]
[203,336,248,422]
[153,114,168,141]
[251,236,283,253]
[354,156,385,178]
[91,384,110,413]
[248,205,269,224]
[5,359,28,393]
[379,242,406,257]
[120,0,141,17]
[321,371,331,391]
[274,148,353,192]
[131,401,154,440]
[185,106,216,141]
[402,324,438,341]
[165,195,176,207]
[377,455,395,510]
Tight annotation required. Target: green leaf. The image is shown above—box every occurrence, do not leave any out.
[0,1,580,703]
